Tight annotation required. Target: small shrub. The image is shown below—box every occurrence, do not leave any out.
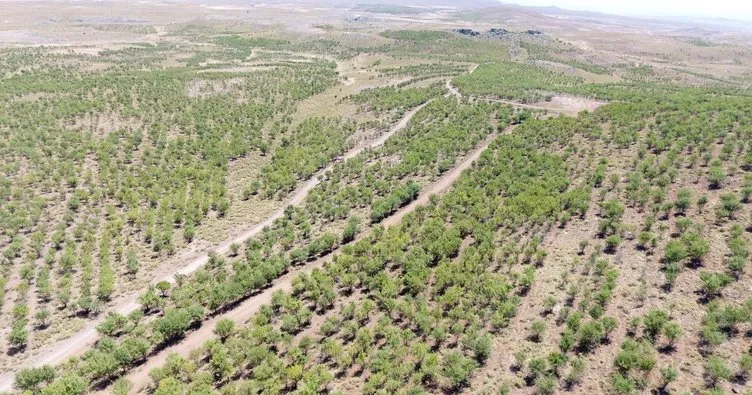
[706,355,731,384]
[530,320,546,342]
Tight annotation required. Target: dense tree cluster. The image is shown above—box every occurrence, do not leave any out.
[64,97,588,394]
[8,26,752,395]
[0,43,339,351]
[379,30,510,62]
[453,61,584,102]
[259,117,358,196]
[306,98,508,223]
[519,41,611,75]
[376,63,470,78]
[15,87,514,392]
[349,84,444,115]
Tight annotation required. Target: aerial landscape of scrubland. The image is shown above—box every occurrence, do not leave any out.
[0,0,751,393]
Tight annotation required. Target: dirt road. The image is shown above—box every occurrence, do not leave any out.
[446,79,463,99]
[484,96,605,115]
[121,124,516,393]
[445,64,477,99]
[446,83,564,112]
[0,82,599,390]
[0,101,432,393]
[445,75,604,116]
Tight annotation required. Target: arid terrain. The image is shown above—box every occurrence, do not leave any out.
[0,0,751,394]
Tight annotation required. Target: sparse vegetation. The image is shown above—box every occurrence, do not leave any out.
[3,4,752,395]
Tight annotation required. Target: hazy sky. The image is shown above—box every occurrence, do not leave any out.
[503,0,752,20]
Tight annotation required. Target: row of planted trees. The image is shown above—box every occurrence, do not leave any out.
[492,91,752,394]
[17,90,596,393]
[12,93,516,392]
[0,45,342,353]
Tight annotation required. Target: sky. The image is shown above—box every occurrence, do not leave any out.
[501,0,752,20]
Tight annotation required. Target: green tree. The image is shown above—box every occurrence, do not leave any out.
[155,281,171,297]
[577,321,604,351]
[716,193,741,219]
[442,351,477,389]
[674,189,692,214]
[215,318,235,341]
[9,324,28,350]
[530,320,546,342]
[738,353,752,379]
[662,322,682,348]
[341,216,360,243]
[126,249,139,275]
[565,357,586,388]
[610,373,635,394]
[112,378,133,395]
[35,308,50,329]
[14,365,55,391]
[41,374,87,395]
[96,312,129,337]
[602,199,625,221]
[663,240,687,265]
[297,364,333,393]
[139,286,164,313]
[643,309,669,342]
[534,375,556,395]
[547,352,567,376]
[637,231,655,250]
[154,306,204,341]
[184,221,196,243]
[601,316,618,340]
[528,358,548,380]
[210,346,233,381]
[605,234,621,253]
[683,233,709,263]
[114,336,150,365]
[708,166,726,189]
[660,366,678,388]
[705,355,731,384]
[697,195,708,213]
[474,333,493,362]
[699,272,732,298]
[154,377,185,395]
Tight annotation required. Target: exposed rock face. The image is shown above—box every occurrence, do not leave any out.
[453,27,541,39]
[488,28,509,36]
[454,28,480,36]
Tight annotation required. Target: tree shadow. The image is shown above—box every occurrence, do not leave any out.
[6,344,26,356]
[657,344,676,354]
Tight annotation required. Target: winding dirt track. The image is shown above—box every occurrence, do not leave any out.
[121,124,516,393]
[485,98,565,113]
[446,79,463,99]
[444,82,565,114]
[0,101,431,393]
[445,76,602,116]
[115,83,599,393]
[482,96,605,116]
